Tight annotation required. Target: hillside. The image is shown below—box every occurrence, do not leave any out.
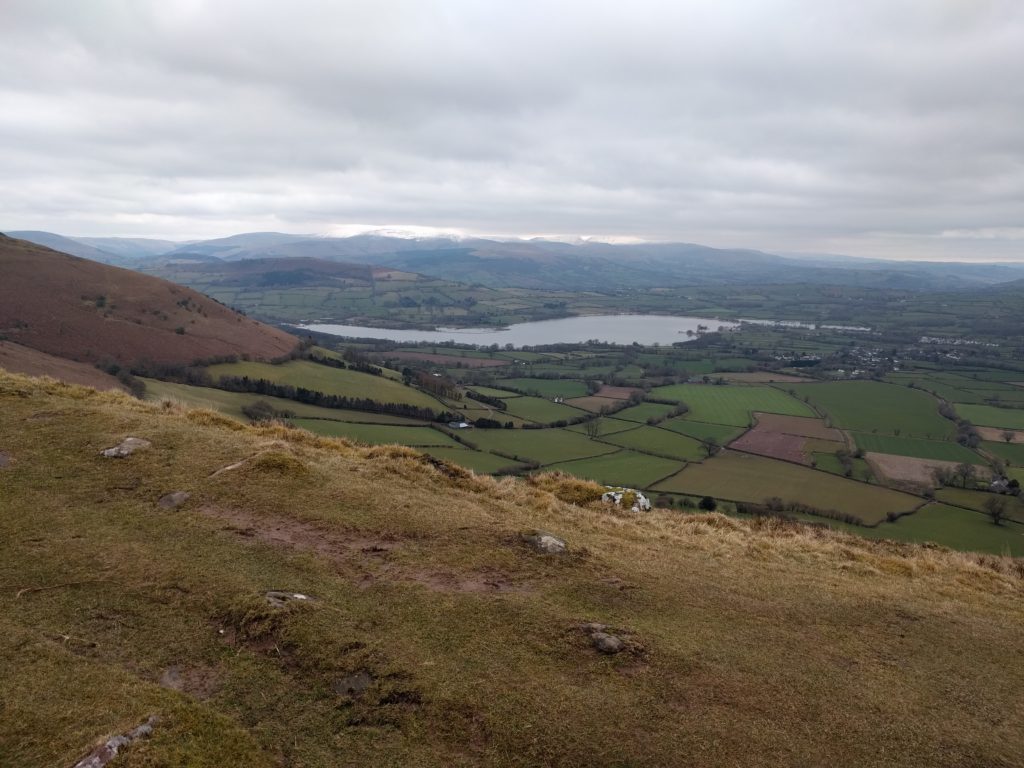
[1,370,1022,767]
[0,341,127,392]
[0,234,298,367]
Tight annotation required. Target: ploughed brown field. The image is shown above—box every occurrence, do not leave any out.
[0,234,297,366]
[729,412,845,464]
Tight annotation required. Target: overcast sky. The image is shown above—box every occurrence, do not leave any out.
[2,1,1022,260]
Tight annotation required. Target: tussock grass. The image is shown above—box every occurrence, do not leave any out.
[1,370,1023,767]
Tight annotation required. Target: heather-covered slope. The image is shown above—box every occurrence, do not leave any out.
[1,371,1022,767]
[0,234,297,367]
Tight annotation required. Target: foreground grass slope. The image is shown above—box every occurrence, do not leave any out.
[1,371,1023,767]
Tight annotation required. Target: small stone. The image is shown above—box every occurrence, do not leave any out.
[157,491,190,509]
[100,437,151,458]
[332,670,374,696]
[590,632,626,655]
[265,590,313,608]
[580,622,608,635]
[522,530,567,555]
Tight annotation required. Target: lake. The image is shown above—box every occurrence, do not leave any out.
[299,314,738,347]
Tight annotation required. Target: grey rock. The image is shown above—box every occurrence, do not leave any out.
[72,716,159,768]
[157,491,190,509]
[0,451,10,468]
[265,590,314,608]
[333,670,374,696]
[100,437,151,458]
[580,622,608,634]
[522,530,567,555]
[590,632,626,655]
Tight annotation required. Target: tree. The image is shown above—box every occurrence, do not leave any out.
[983,496,1008,526]
[698,496,717,511]
[583,419,601,439]
[1003,429,1016,443]
[954,462,977,489]
[700,437,721,458]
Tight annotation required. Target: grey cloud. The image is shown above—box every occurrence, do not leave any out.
[1,0,1022,260]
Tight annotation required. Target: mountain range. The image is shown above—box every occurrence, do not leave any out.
[9,230,1024,292]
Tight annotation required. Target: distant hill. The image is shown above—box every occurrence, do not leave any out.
[11,229,1024,291]
[76,236,180,260]
[6,230,127,265]
[148,233,1024,291]
[0,234,298,368]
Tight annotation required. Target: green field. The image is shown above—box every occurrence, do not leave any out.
[812,452,873,481]
[143,379,421,424]
[788,381,953,438]
[982,440,1024,465]
[934,488,1024,524]
[496,378,588,398]
[206,360,442,410]
[289,419,460,447]
[602,426,706,461]
[955,403,1024,430]
[863,504,1024,556]
[501,396,587,424]
[654,452,920,523]
[647,384,814,426]
[417,446,526,474]
[467,428,618,465]
[547,450,683,489]
[468,386,522,399]
[613,402,679,423]
[565,417,637,437]
[660,418,746,444]
[852,433,981,463]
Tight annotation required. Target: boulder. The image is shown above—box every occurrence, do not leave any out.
[590,631,626,655]
[521,530,567,555]
[100,437,151,458]
[157,491,190,509]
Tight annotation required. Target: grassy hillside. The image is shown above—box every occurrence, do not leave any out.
[0,234,297,366]
[1,371,1023,767]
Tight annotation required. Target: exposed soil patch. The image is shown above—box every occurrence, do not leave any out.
[159,664,220,700]
[200,505,400,566]
[201,506,528,594]
[397,567,531,594]
[865,452,960,488]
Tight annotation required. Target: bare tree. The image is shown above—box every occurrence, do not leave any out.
[983,497,1008,526]
[584,419,601,439]
[1003,429,1016,443]
[954,462,977,489]
[700,437,721,458]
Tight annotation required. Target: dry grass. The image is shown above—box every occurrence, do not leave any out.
[1,370,1023,768]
